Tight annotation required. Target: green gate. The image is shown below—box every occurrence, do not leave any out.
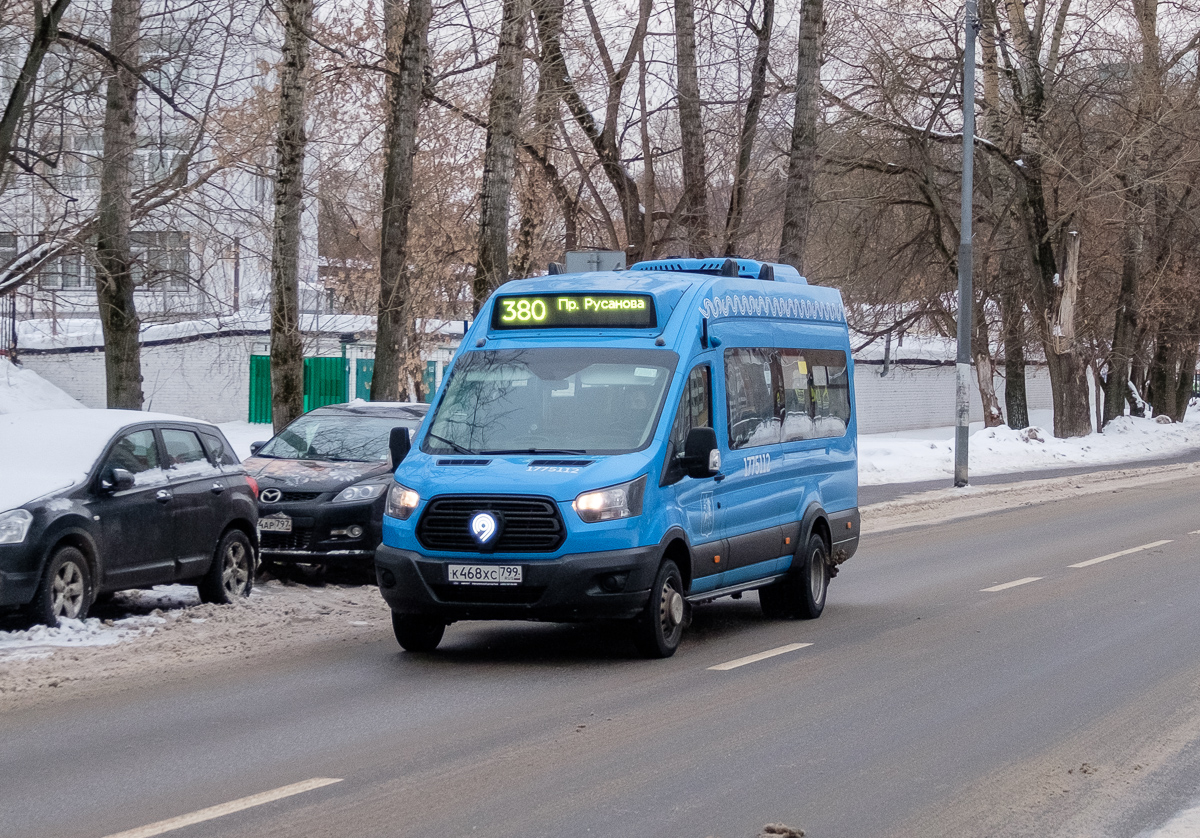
[249,355,349,423]
[355,358,374,401]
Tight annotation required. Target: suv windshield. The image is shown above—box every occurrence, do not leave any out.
[423,348,678,456]
[258,414,414,462]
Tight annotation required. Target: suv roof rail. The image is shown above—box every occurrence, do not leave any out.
[628,257,805,284]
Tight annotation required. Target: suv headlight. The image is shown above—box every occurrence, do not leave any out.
[385,482,421,520]
[0,509,33,545]
[332,481,390,503]
[573,476,646,523]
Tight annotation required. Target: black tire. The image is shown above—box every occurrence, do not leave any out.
[758,532,829,620]
[198,530,255,604]
[392,612,445,652]
[30,546,93,626]
[634,559,686,658]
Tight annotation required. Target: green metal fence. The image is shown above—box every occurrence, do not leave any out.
[249,355,350,423]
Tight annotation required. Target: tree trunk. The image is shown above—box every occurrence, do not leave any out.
[374,0,433,401]
[673,0,708,255]
[1103,0,1160,426]
[972,294,1004,426]
[473,0,528,310]
[1000,290,1029,429]
[1035,229,1092,437]
[268,0,312,432]
[94,0,143,410]
[0,0,73,185]
[723,0,774,256]
[778,0,822,272]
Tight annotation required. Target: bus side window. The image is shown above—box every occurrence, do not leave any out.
[664,365,712,484]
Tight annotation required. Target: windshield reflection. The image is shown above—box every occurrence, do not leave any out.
[423,348,678,456]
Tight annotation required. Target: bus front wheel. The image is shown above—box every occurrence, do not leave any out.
[633,560,685,659]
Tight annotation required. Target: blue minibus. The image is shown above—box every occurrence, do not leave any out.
[374,257,859,657]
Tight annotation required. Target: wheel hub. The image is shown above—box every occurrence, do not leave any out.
[666,589,685,627]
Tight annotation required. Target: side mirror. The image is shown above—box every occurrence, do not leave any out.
[681,427,721,478]
[249,441,267,455]
[101,467,136,493]
[388,426,412,467]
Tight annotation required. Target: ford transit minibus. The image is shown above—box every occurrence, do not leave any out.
[374,257,859,657]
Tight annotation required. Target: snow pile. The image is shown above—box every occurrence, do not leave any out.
[218,420,275,459]
[0,614,165,661]
[0,585,204,662]
[0,357,83,414]
[859,410,1200,485]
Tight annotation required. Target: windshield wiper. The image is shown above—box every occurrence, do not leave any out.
[427,432,477,455]
[480,448,588,456]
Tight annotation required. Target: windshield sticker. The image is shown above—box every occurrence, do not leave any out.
[634,367,658,378]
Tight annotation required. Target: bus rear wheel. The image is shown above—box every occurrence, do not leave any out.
[759,533,829,620]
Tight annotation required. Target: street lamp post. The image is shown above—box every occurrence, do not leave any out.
[954,0,979,488]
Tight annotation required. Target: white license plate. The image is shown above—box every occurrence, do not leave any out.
[259,516,292,533]
[448,564,522,585]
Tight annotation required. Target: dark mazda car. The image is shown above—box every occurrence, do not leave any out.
[0,409,259,626]
[244,401,428,572]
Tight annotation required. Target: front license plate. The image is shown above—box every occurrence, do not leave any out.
[259,515,292,533]
[448,564,522,585]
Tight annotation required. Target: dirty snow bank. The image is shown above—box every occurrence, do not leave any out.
[0,580,390,711]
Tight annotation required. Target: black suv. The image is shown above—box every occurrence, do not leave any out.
[244,401,428,572]
[0,409,259,625]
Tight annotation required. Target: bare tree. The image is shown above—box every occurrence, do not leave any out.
[722,0,773,256]
[94,0,143,409]
[268,0,312,431]
[373,0,433,401]
[778,0,822,272]
[673,0,708,255]
[473,0,528,309]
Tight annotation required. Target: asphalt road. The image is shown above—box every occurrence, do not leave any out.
[4,474,1200,838]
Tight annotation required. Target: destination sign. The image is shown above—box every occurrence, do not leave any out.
[491,294,657,330]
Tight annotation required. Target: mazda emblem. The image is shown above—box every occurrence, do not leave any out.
[260,488,282,504]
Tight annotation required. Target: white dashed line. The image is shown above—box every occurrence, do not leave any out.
[1068,540,1173,569]
[1189,530,1200,536]
[708,642,812,671]
[100,778,344,838]
[980,577,1043,592]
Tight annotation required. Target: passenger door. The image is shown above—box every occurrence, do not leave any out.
[161,426,227,579]
[92,428,172,589]
[663,363,726,590]
[718,347,790,575]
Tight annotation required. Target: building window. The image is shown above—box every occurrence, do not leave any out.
[134,137,188,189]
[62,136,103,192]
[38,250,96,290]
[0,233,17,269]
[132,231,190,291]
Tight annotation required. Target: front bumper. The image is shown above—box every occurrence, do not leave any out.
[257,498,383,566]
[374,542,661,622]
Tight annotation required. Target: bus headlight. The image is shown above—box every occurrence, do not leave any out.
[573,476,646,523]
[385,483,421,520]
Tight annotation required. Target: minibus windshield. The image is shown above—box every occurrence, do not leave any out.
[423,348,678,456]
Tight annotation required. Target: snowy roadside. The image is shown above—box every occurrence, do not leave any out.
[4,459,1197,713]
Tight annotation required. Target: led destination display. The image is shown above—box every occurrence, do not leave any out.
[491,293,657,330]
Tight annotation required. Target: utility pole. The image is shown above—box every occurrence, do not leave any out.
[954,0,979,488]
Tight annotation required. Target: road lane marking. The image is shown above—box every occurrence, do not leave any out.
[1189,530,1200,535]
[1069,539,1173,569]
[980,577,1042,592]
[708,643,812,671]
[99,777,343,838]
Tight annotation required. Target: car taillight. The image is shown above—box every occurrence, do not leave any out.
[246,476,259,498]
